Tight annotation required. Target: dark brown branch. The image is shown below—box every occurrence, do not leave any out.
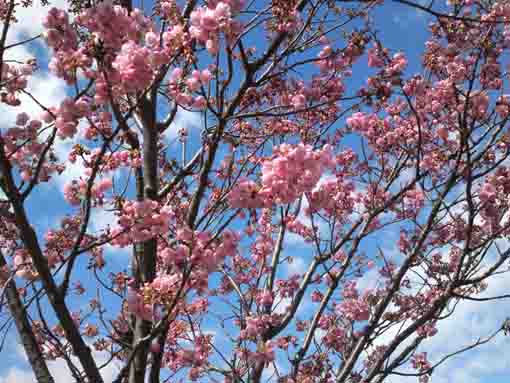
[0,250,55,383]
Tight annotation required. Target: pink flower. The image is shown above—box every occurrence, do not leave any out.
[16,112,30,126]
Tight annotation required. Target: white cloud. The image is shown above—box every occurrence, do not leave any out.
[274,296,293,315]
[1,0,68,118]
[364,264,510,383]
[90,206,117,233]
[285,255,307,276]
[356,267,381,292]
[0,368,33,383]
[163,107,204,142]
[0,1,80,199]
[10,1,68,39]
[0,70,67,125]
[0,342,121,383]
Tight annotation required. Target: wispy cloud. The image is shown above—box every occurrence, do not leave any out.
[0,343,121,383]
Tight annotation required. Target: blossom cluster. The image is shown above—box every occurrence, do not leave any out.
[75,3,151,51]
[411,352,432,383]
[229,144,335,208]
[125,228,239,321]
[167,67,212,109]
[63,177,113,206]
[308,177,356,220]
[0,61,33,105]
[160,228,240,271]
[54,97,92,138]
[336,281,371,322]
[478,167,510,230]
[111,200,174,244]
[190,1,243,54]
[43,7,86,84]
[2,113,66,183]
[240,314,280,340]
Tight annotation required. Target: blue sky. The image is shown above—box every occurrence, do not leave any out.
[0,1,509,382]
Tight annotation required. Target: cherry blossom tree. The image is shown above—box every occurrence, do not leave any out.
[1,0,510,382]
